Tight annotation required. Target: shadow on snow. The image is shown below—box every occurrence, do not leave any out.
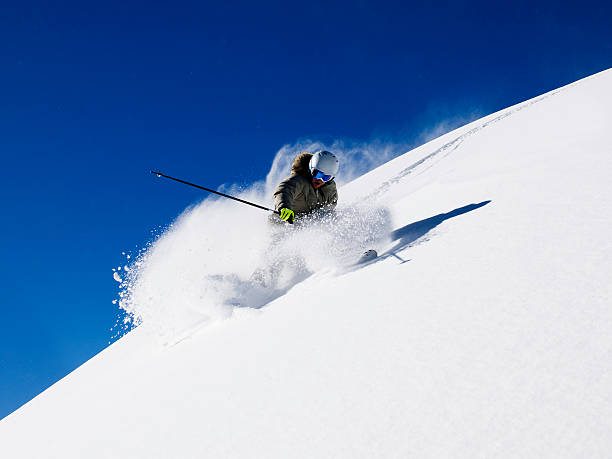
[382,200,492,263]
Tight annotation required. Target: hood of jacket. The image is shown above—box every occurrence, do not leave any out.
[291,153,313,178]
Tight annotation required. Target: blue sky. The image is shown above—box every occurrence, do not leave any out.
[0,0,609,419]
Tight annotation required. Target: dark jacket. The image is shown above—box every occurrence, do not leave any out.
[273,153,338,216]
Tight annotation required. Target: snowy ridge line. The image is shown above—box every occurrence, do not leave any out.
[366,85,569,201]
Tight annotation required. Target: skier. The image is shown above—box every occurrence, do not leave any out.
[247,150,340,287]
[273,150,339,224]
[273,149,377,264]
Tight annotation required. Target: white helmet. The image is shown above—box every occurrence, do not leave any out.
[309,150,339,180]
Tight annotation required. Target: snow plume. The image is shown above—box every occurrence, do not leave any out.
[263,138,407,193]
[115,141,394,342]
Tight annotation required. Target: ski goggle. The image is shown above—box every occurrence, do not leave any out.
[311,168,333,182]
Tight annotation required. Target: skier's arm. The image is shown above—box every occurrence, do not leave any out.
[325,181,338,209]
[273,175,299,213]
[329,188,338,209]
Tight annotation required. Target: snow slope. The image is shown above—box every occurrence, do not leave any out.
[2,69,612,458]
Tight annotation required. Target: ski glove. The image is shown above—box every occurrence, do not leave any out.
[279,208,295,224]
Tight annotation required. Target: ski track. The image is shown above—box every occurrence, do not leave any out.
[366,86,566,201]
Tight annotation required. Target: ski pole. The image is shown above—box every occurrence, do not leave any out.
[151,171,280,215]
